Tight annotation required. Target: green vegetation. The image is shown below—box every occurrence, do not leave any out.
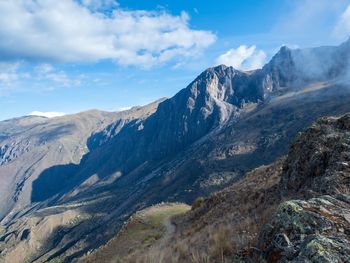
[276,201,307,234]
[82,203,190,263]
[305,239,326,257]
[121,204,190,249]
[191,197,205,210]
[146,204,191,226]
[48,256,65,263]
[0,242,7,252]
[301,237,338,262]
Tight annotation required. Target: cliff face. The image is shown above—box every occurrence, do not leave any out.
[280,115,350,197]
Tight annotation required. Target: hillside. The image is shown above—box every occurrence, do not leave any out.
[81,203,190,263]
[1,39,350,262]
[0,100,162,222]
[118,113,350,262]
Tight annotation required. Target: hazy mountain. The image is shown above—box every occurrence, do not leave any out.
[1,39,350,262]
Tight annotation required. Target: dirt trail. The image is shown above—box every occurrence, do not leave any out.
[158,217,176,248]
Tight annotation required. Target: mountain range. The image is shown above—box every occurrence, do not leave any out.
[1,39,350,262]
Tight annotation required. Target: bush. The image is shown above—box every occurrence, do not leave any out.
[192,197,205,210]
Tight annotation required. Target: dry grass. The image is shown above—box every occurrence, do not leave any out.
[80,203,190,263]
[79,159,283,263]
[125,159,284,263]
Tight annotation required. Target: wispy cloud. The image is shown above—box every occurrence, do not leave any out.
[0,62,20,84]
[28,111,66,118]
[0,62,82,95]
[215,45,266,71]
[0,62,28,95]
[271,0,349,44]
[0,1,216,67]
[79,0,119,11]
[333,4,350,39]
[34,64,81,87]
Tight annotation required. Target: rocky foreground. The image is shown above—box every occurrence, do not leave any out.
[259,114,350,262]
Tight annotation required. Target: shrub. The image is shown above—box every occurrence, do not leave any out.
[192,197,205,210]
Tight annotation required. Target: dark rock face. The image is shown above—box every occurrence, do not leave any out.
[258,114,350,263]
[81,65,266,177]
[281,114,350,197]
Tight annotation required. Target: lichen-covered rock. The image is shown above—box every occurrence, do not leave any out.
[258,195,350,262]
[280,114,350,198]
[297,236,350,263]
[258,114,350,262]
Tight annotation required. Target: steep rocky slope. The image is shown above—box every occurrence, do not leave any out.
[124,113,350,263]
[0,100,162,222]
[1,39,350,262]
[258,114,350,262]
[60,38,350,204]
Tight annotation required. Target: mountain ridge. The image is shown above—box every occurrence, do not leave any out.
[1,39,350,262]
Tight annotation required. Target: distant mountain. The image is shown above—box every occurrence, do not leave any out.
[0,101,162,221]
[1,39,350,262]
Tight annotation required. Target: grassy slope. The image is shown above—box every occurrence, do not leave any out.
[122,160,284,263]
[80,203,190,263]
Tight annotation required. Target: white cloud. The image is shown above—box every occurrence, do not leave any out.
[271,0,348,44]
[80,0,119,11]
[0,62,28,95]
[334,4,350,38]
[216,45,266,71]
[34,64,81,87]
[0,1,216,67]
[118,106,132,111]
[0,63,20,84]
[0,62,81,96]
[28,111,66,118]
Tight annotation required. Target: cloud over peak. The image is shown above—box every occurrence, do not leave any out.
[216,45,266,71]
[0,0,216,67]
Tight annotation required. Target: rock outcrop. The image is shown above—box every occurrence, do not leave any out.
[258,114,350,262]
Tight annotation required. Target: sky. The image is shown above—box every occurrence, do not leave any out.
[1,0,350,120]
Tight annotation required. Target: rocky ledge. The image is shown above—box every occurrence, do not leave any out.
[258,114,350,262]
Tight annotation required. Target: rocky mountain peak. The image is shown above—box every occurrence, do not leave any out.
[268,45,293,67]
[187,65,240,103]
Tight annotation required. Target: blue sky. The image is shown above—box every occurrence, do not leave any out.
[1,0,350,120]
